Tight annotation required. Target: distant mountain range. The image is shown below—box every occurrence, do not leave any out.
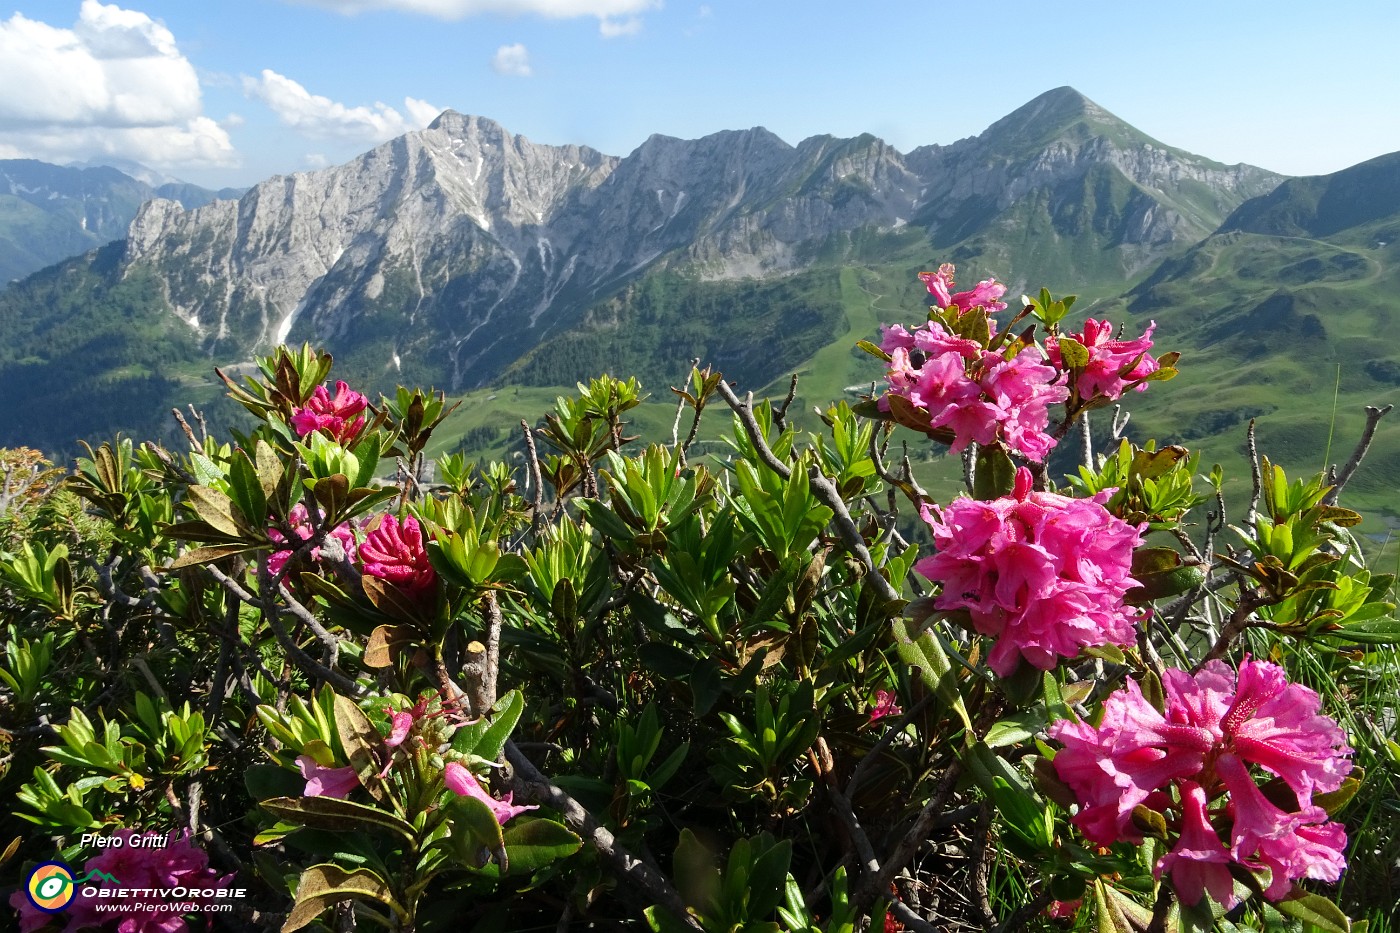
[0,159,242,284]
[0,87,1396,505]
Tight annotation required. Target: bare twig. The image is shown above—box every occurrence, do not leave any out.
[505,741,701,929]
[844,694,934,803]
[482,591,502,710]
[205,565,361,696]
[521,420,545,536]
[997,887,1056,933]
[774,373,800,433]
[969,802,996,930]
[1244,420,1262,527]
[172,408,201,449]
[1110,404,1131,440]
[1079,410,1093,469]
[856,760,964,906]
[1324,404,1393,505]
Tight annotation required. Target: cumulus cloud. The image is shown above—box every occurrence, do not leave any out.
[598,15,642,37]
[243,70,441,142]
[490,44,532,77]
[0,1,235,167]
[290,0,660,22]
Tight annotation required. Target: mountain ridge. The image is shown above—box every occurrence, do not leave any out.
[0,159,241,284]
[0,87,1304,455]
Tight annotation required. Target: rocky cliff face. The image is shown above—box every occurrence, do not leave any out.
[105,88,1286,389]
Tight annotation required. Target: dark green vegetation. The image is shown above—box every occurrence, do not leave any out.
[509,270,848,391]
[0,241,206,452]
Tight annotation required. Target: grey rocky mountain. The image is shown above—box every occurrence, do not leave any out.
[111,87,1283,393]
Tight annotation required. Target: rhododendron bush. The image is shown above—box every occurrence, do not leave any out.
[0,272,1396,933]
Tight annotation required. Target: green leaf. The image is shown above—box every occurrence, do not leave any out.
[973,443,1016,500]
[227,448,268,532]
[283,863,405,932]
[260,796,416,843]
[1057,336,1091,372]
[333,694,385,799]
[891,617,972,733]
[446,792,507,869]
[473,690,524,762]
[245,763,305,802]
[984,708,1044,749]
[1275,888,1354,932]
[1326,618,1400,645]
[855,339,892,362]
[186,485,246,538]
[500,817,583,874]
[1093,879,1157,933]
[1081,643,1126,664]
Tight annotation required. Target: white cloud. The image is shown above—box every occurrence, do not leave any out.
[243,69,441,141]
[598,15,642,37]
[490,44,532,77]
[305,153,331,169]
[292,0,660,18]
[0,1,235,167]
[403,97,444,127]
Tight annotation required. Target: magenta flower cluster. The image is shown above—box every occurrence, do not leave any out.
[290,380,369,445]
[881,323,1068,461]
[918,263,1008,314]
[1049,659,1352,908]
[266,502,356,579]
[11,830,233,933]
[359,514,437,601]
[915,467,1144,676]
[881,267,1068,460]
[1047,318,1160,401]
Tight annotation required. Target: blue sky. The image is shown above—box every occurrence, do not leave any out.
[1,0,1397,189]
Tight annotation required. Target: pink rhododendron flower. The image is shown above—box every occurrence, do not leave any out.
[870,689,901,722]
[10,830,232,933]
[1047,319,1159,401]
[297,754,361,799]
[385,710,415,748]
[359,514,437,600]
[915,467,1143,676]
[266,502,356,578]
[879,318,1068,460]
[1155,781,1236,909]
[443,761,538,825]
[1042,898,1082,921]
[291,380,369,444]
[1049,658,1352,909]
[918,263,1008,314]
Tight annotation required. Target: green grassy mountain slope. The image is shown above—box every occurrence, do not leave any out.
[1108,157,1400,516]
